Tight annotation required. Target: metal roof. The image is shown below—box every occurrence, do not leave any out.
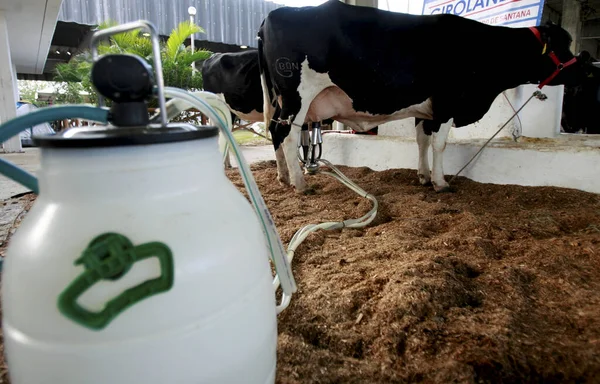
[57,0,284,48]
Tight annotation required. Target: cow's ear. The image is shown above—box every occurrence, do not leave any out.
[538,22,551,44]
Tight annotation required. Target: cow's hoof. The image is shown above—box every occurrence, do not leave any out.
[433,184,452,193]
[302,185,317,195]
[295,186,316,195]
[294,182,315,195]
[277,170,291,185]
[278,175,291,186]
[418,174,432,186]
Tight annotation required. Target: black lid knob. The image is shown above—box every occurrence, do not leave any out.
[91,54,155,127]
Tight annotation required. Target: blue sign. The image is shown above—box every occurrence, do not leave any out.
[422,0,545,27]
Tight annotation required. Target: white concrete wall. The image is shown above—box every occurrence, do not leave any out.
[321,133,600,194]
[513,84,564,138]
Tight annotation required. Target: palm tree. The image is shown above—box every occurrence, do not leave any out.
[53,20,213,106]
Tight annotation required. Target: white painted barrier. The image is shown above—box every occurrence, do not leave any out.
[321,82,600,193]
[321,132,600,195]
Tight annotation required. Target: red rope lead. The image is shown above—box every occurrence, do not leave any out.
[529,27,578,89]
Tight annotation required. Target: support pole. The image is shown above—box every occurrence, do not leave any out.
[562,0,582,54]
[188,6,197,71]
[0,11,22,153]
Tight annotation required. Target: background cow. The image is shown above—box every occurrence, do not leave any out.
[202,50,268,125]
[562,57,600,135]
[201,50,275,167]
[202,50,335,171]
[258,0,590,193]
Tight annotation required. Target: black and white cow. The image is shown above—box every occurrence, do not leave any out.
[202,50,280,167]
[257,0,590,193]
[202,49,334,169]
[202,50,268,124]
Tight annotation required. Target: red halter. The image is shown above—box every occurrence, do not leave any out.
[529,27,578,89]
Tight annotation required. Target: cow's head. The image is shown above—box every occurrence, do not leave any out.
[535,21,590,87]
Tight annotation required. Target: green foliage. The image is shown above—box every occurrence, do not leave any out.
[53,20,212,105]
[159,22,212,92]
[177,49,213,68]
[54,52,98,105]
[97,20,153,59]
[18,80,49,107]
[169,110,203,125]
[164,22,205,61]
[53,82,87,105]
[233,130,262,145]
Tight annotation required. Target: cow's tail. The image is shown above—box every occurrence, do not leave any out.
[257,25,275,136]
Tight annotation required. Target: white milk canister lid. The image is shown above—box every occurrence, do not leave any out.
[32,123,219,149]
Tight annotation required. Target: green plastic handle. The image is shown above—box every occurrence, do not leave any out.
[57,233,174,330]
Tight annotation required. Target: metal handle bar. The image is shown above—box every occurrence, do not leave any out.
[90,20,167,127]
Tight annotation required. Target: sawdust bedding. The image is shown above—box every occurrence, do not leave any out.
[228,161,600,383]
[0,163,599,383]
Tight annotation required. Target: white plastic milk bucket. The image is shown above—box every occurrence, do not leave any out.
[1,124,277,383]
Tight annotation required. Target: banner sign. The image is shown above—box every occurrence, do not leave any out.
[421,0,546,27]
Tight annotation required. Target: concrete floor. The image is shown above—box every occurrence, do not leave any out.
[0,148,40,200]
[0,145,276,200]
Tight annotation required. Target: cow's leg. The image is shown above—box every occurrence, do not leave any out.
[268,116,291,185]
[215,118,232,169]
[275,146,289,185]
[222,135,232,169]
[276,102,312,193]
[224,115,238,169]
[415,120,431,185]
[272,112,290,185]
[281,118,309,194]
[431,119,452,193]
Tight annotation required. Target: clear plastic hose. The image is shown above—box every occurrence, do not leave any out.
[271,158,378,306]
[157,92,233,166]
[158,90,379,311]
[163,87,297,313]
